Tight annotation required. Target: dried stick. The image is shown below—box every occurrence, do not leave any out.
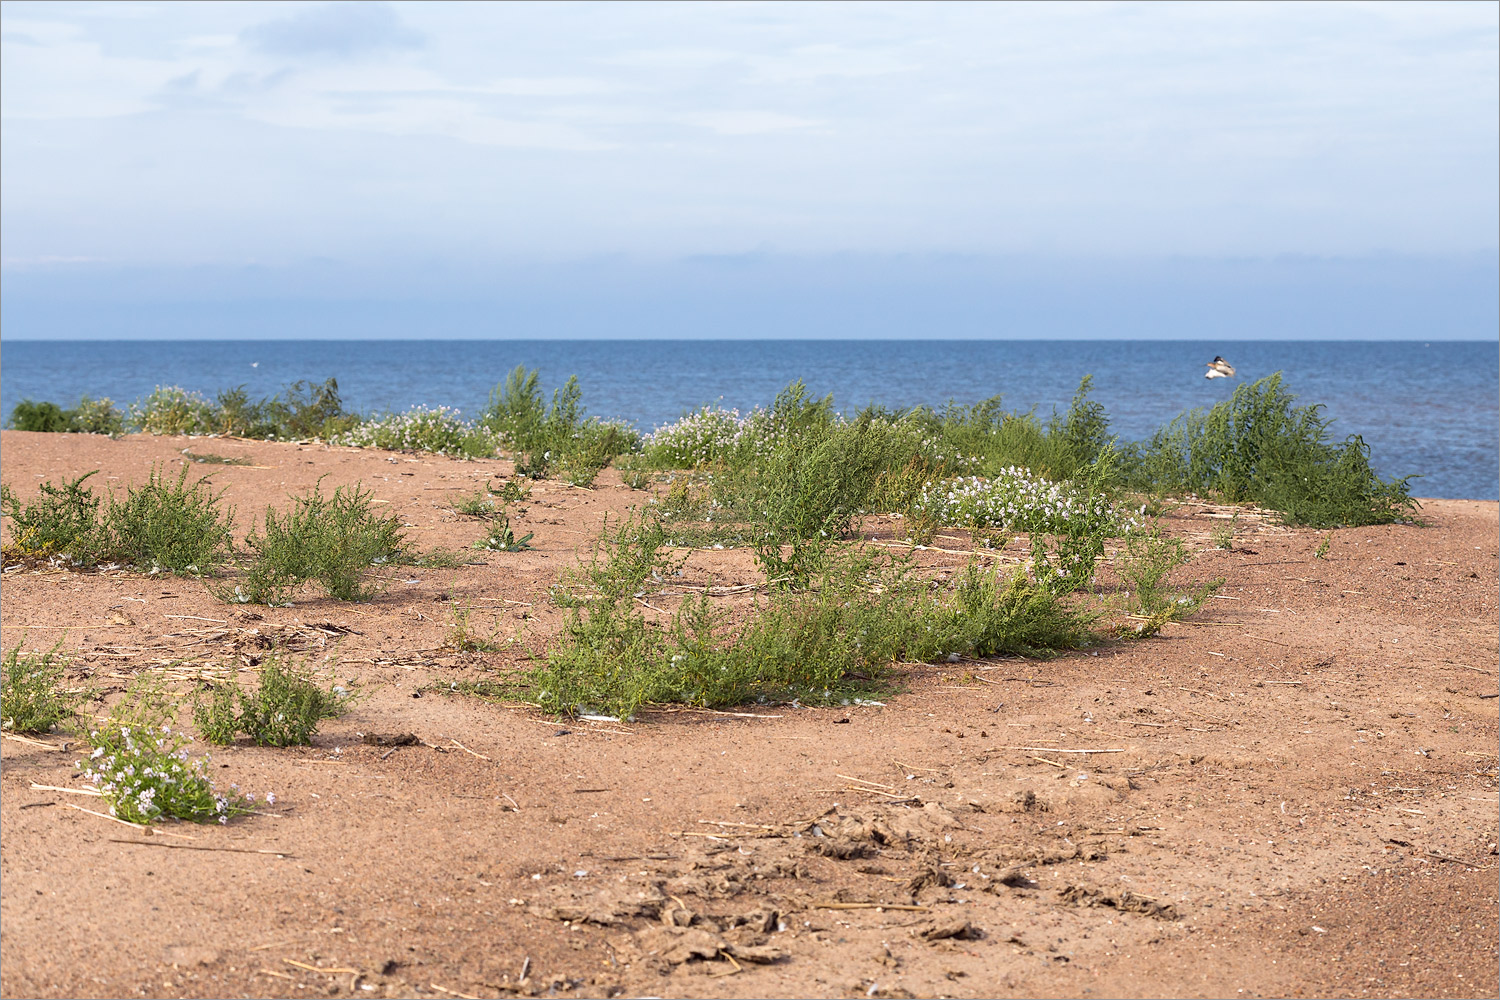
[109,838,289,856]
[284,959,359,975]
[1000,746,1127,754]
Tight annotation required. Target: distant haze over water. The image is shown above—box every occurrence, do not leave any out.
[2,339,1495,501]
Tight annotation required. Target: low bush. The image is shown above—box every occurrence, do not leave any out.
[211,378,358,441]
[641,406,749,469]
[81,722,257,824]
[1112,520,1219,616]
[529,513,1098,719]
[1,472,106,565]
[1,640,88,733]
[481,367,638,484]
[195,653,354,747]
[229,480,406,604]
[131,386,216,436]
[335,405,498,459]
[1,467,235,574]
[1123,374,1417,527]
[101,465,235,575]
[6,399,72,433]
[903,562,1099,661]
[6,396,125,436]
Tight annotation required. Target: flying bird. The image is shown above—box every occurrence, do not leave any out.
[1205,356,1235,379]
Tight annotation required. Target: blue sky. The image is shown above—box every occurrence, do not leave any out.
[2,1,1496,339]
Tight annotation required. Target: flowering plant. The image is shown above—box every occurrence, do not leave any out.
[79,723,258,825]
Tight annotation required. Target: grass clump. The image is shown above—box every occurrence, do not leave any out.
[228,480,406,604]
[195,653,354,746]
[2,640,89,733]
[481,367,638,485]
[1124,373,1417,527]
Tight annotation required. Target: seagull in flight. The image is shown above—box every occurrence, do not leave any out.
[1205,356,1235,379]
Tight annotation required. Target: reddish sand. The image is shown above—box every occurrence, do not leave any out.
[1,430,1495,1000]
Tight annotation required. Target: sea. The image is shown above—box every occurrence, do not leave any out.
[1,339,1496,501]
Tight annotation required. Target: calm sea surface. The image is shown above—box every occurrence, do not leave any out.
[2,339,1495,500]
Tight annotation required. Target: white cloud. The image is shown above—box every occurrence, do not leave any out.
[680,110,820,135]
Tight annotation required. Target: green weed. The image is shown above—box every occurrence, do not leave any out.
[1,472,106,566]
[1124,373,1417,527]
[2,467,234,575]
[194,653,354,747]
[453,487,499,518]
[1211,513,1239,550]
[229,480,406,604]
[474,512,533,552]
[1,640,89,733]
[903,562,1099,661]
[1314,534,1332,560]
[481,367,637,483]
[443,601,507,653]
[528,513,1097,718]
[101,465,235,576]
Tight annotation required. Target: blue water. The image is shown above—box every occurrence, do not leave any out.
[1,340,1495,500]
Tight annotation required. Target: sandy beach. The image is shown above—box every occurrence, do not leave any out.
[1,428,1495,1000]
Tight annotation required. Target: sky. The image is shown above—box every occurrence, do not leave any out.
[2,0,1496,340]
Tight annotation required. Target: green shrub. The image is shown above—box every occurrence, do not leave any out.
[2,467,234,574]
[229,480,407,604]
[1,472,106,565]
[101,465,235,575]
[7,400,72,433]
[6,396,126,435]
[131,386,216,436]
[70,397,125,436]
[904,562,1099,660]
[481,367,638,482]
[1,640,88,733]
[1112,521,1198,615]
[1124,373,1417,527]
[195,653,353,747]
[529,514,1099,718]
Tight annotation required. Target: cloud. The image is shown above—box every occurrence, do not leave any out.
[241,2,423,58]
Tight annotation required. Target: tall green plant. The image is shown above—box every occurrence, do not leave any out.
[1126,373,1416,527]
[101,465,235,575]
[231,480,406,604]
